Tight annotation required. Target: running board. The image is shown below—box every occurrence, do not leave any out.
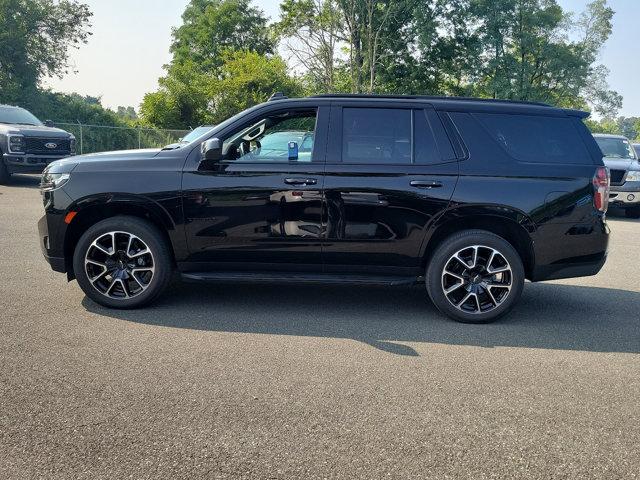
[181,271,420,287]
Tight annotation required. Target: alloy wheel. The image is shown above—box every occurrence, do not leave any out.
[84,231,155,299]
[440,245,513,314]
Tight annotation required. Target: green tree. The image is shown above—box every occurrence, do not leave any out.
[141,0,302,128]
[207,50,304,123]
[0,0,92,104]
[170,0,273,73]
[468,0,620,115]
[274,0,343,93]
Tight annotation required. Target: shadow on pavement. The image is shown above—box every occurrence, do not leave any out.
[83,281,640,356]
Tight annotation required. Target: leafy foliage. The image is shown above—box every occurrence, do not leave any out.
[140,0,287,128]
[0,0,92,104]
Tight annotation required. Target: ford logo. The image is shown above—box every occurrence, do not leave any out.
[44,142,58,149]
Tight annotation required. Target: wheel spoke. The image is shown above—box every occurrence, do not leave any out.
[129,248,150,258]
[129,273,146,292]
[126,234,135,257]
[469,246,478,268]
[443,269,464,282]
[116,278,130,298]
[444,281,464,294]
[484,285,499,306]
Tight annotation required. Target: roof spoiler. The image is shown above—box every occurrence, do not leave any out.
[564,109,590,119]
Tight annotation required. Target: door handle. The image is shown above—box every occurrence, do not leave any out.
[410,180,443,189]
[284,178,317,186]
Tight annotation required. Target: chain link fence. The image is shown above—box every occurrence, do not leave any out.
[55,122,190,155]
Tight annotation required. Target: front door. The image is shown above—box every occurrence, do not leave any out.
[181,105,328,271]
[322,103,459,275]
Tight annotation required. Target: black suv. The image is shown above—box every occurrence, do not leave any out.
[38,94,609,323]
[0,105,75,183]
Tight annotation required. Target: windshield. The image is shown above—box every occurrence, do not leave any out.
[181,125,215,143]
[0,106,42,126]
[594,137,637,160]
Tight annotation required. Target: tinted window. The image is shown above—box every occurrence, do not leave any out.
[342,108,411,164]
[475,113,591,164]
[414,109,440,164]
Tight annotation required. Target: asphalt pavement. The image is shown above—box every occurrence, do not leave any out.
[1,174,638,479]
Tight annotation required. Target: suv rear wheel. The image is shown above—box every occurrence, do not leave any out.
[625,206,640,219]
[426,230,525,323]
[0,160,10,185]
[73,216,173,309]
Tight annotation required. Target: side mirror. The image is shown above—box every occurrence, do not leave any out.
[44,119,54,127]
[201,138,222,162]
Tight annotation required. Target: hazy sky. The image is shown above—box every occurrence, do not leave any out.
[45,0,640,116]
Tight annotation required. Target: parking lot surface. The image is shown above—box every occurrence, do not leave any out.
[1,175,639,479]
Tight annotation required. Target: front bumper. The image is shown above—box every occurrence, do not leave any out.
[609,179,640,206]
[609,191,640,206]
[37,215,67,273]
[3,152,73,173]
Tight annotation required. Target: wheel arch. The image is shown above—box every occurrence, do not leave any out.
[421,206,536,280]
[63,194,178,279]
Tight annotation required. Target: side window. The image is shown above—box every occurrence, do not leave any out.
[341,108,411,164]
[414,109,441,164]
[222,109,317,163]
[474,113,592,164]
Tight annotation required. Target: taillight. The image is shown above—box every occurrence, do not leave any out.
[593,166,610,213]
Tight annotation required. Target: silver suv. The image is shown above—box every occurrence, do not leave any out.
[593,133,640,218]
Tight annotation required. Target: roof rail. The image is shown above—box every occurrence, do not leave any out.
[268,92,288,101]
[310,93,551,108]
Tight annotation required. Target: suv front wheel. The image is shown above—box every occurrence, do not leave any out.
[73,216,173,309]
[0,159,10,185]
[426,230,525,323]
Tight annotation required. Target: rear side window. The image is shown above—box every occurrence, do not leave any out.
[474,113,592,164]
[342,108,411,164]
[339,107,453,165]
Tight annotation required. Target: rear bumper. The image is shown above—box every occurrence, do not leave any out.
[530,253,607,281]
[529,217,609,282]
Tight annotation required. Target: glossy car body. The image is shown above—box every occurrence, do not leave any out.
[38,95,609,311]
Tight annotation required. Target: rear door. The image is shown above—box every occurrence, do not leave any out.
[321,101,459,274]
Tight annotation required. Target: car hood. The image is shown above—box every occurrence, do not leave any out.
[46,148,162,173]
[0,123,72,137]
[602,157,640,171]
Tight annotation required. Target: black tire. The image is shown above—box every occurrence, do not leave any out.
[0,160,10,185]
[73,216,173,309]
[426,230,525,324]
[624,206,640,219]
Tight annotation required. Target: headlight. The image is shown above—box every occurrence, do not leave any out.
[7,134,25,153]
[625,171,640,182]
[40,172,71,192]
